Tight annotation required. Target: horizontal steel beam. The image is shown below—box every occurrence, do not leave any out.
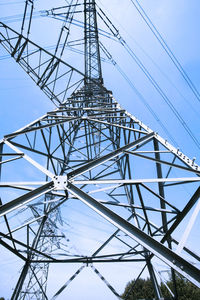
[0,181,54,217]
[5,215,45,235]
[0,231,55,261]
[72,177,200,185]
[0,238,26,261]
[68,132,154,178]
[4,117,80,139]
[99,200,177,214]
[67,182,200,288]
[87,117,147,134]
[127,150,200,175]
[30,258,146,264]
[4,140,55,178]
[114,101,200,172]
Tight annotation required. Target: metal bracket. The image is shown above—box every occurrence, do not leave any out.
[53,176,68,190]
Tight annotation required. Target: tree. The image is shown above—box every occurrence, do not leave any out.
[122,278,155,300]
[161,275,200,300]
[122,275,200,300]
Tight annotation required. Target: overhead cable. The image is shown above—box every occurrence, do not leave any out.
[130,0,200,104]
[0,1,24,5]
[100,43,178,147]
[97,7,200,150]
[96,1,200,119]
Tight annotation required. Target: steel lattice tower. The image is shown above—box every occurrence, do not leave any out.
[0,1,200,299]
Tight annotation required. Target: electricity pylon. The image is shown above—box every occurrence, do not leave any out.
[0,1,200,299]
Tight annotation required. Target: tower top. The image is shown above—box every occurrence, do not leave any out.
[84,0,103,87]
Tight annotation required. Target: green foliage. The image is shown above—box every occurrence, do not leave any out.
[0,298,5,300]
[122,274,200,300]
[121,278,155,300]
[161,275,200,300]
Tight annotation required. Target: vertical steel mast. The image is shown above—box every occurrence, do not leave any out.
[0,1,200,299]
[84,0,103,86]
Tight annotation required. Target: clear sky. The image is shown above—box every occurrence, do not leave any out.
[0,0,200,299]
[1,0,200,161]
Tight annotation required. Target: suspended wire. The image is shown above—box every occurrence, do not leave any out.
[96,1,200,119]
[0,1,24,5]
[0,12,41,24]
[0,54,10,61]
[97,3,200,123]
[0,44,111,64]
[96,5,200,150]
[122,42,200,150]
[1,3,199,148]
[0,10,117,42]
[129,0,200,104]
[41,10,117,42]
[115,65,179,147]
[138,49,200,119]
[100,43,178,147]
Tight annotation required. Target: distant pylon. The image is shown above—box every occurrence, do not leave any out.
[0,1,200,299]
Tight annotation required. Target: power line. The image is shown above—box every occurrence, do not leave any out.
[129,0,200,104]
[100,43,178,147]
[0,12,41,24]
[1,3,199,149]
[97,6,200,150]
[0,1,24,5]
[122,41,200,150]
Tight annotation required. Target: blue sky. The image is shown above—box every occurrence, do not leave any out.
[0,0,200,299]
[1,0,200,160]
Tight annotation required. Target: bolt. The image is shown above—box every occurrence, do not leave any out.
[192,157,196,165]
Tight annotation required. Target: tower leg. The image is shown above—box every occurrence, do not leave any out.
[11,262,30,300]
[146,257,162,300]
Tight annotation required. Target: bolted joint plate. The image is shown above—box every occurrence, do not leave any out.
[53,175,68,190]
